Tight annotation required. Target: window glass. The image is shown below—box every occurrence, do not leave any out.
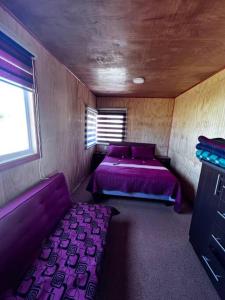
[0,80,38,167]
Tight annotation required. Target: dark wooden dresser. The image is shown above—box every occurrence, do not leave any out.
[155,155,171,169]
[190,161,225,299]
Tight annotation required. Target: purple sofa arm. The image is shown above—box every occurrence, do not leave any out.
[0,173,72,293]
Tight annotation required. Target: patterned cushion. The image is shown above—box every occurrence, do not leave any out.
[1,203,115,300]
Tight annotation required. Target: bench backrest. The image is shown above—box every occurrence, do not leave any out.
[0,173,72,292]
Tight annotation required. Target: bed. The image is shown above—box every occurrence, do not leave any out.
[87,142,183,213]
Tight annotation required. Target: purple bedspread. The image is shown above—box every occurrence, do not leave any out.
[1,203,116,300]
[88,156,183,213]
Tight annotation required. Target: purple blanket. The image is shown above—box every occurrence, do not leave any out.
[1,203,117,300]
[88,156,183,213]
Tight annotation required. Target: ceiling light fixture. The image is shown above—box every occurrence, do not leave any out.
[132,77,145,84]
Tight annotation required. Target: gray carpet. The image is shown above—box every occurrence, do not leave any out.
[73,179,220,300]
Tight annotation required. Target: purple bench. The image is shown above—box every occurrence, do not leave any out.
[0,173,117,299]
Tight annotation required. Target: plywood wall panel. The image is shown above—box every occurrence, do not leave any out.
[169,69,225,200]
[0,7,96,206]
[97,97,174,155]
[4,0,225,98]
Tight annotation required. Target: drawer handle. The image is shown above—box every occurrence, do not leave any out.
[212,234,225,253]
[202,256,221,282]
[214,174,221,195]
[217,210,225,220]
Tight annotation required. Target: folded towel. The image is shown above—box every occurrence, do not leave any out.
[219,157,225,167]
[196,136,225,169]
[196,149,225,169]
[198,136,225,151]
[196,143,225,157]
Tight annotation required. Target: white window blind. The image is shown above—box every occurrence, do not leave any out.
[85,106,97,149]
[97,109,127,143]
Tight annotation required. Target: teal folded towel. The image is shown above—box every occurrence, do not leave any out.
[196,149,203,158]
[209,154,219,163]
[219,158,225,167]
[201,151,210,159]
[196,149,225,168]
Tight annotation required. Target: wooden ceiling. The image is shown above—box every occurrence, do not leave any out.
[1,0,225,97]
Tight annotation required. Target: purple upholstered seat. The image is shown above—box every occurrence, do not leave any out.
[0,173,117,300]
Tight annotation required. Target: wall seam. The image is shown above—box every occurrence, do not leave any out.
[167,98,176,157]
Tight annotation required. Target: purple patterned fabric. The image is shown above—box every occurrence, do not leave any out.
[1,203,116,300]
[88,156,183,213]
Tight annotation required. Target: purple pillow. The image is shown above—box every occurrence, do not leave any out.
[107,145,130,158]
[131,145,154,160]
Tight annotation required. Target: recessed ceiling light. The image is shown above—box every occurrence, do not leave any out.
[133,77,145,84]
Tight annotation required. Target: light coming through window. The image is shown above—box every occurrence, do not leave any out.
[0,80,38,168]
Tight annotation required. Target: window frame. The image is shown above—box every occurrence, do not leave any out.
[0,79,41,172]
[97,108,127,145]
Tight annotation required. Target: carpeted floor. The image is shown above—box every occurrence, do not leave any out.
[73,178,220,300]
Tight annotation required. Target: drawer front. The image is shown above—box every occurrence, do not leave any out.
[218,196,225,216]
[201,252,225,297]
[201,254,223,283]
[209,229,225,268]
[214,173,224,198]
[215,209,225,230]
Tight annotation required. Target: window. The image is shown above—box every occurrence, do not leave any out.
[0,31,39,170]
[85,106,97,149]
[97,108,127,143]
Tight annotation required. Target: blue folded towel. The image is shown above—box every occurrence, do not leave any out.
[196,149,225,169]
[196,143,225,158]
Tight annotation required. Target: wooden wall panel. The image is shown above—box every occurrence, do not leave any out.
[97,97,174,155]
[0,7,96,206]
[169,69,225,201]
[4,1,225,98]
